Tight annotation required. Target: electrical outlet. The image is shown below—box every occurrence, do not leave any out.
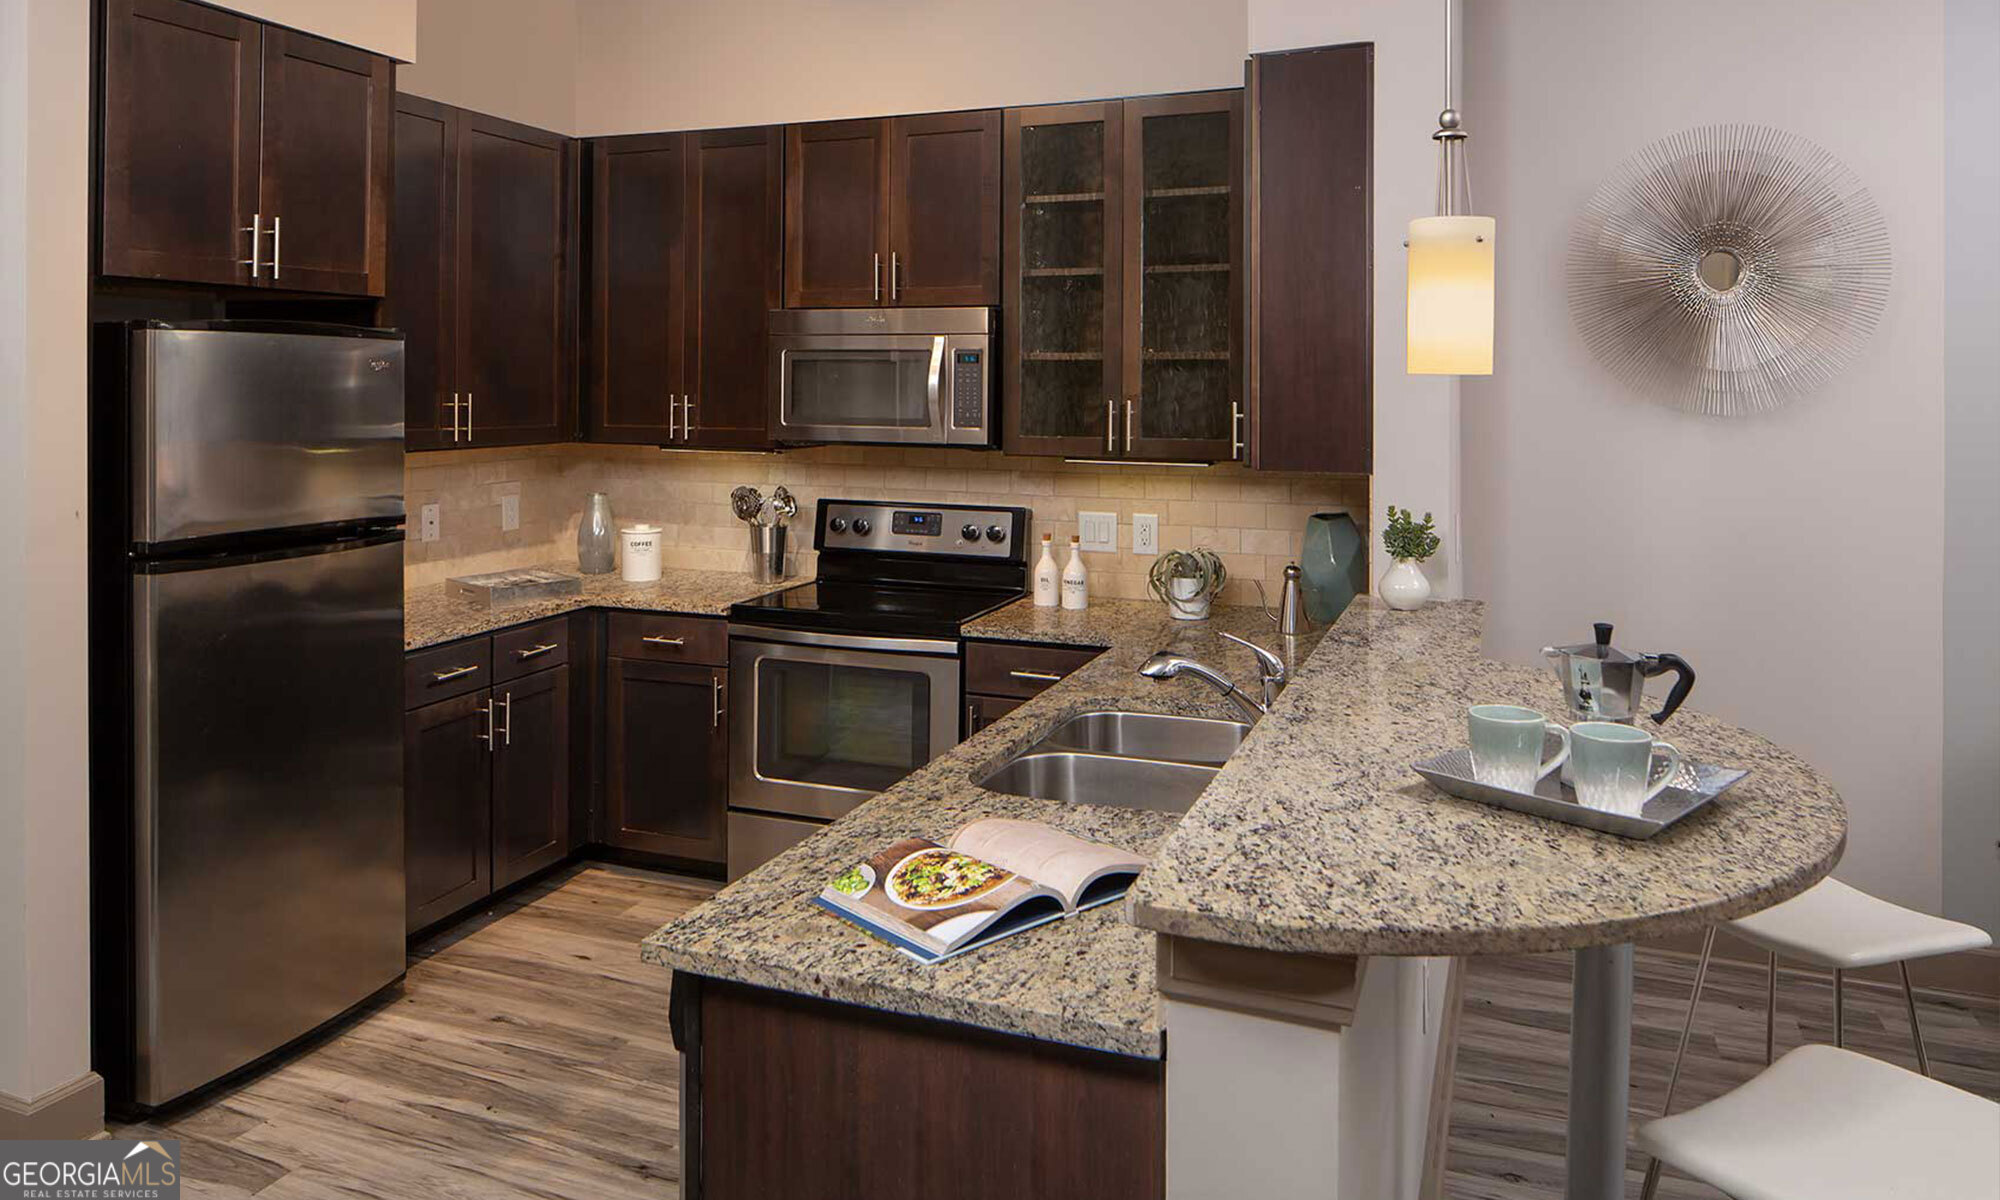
[420,503,440,543]
[1078,510,1117,552]
[1132,513,1159,556]
[500,494,520,531]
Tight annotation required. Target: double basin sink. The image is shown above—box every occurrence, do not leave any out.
[977,711,1251,814]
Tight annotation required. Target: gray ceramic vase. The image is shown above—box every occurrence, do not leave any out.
[1300,511,1366,623]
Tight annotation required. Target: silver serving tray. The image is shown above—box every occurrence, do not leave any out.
[1412,743,1748,839]
[447,568,582,609]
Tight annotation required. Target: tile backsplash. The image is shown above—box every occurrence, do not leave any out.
[404,444,1369,606]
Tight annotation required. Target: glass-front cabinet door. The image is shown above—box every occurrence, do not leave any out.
[1002,102,1124,457]
[1123,92,1242,461]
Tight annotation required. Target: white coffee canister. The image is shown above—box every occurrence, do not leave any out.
[620,524,662,583]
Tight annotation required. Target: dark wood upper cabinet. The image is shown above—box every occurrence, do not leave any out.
[786,112,1000,308]
[785,119,890,307]
[404,689,493,934]
[456,111,574,447]
[586,125,780,448]
[387,95,574,450]
[1122,91,1242,462]
[384,94,455,451]
[1247,44,1373,473]
[604,657,728,865]
[888,110,1002,306]
[256,27,391,295]
[683,126,783,448]
[587,133,687,444]
[491,664,571,890]
[1003,92,1243,463]
[1002,101,1125,458]
[98,0,392,296]
[99,0,262,288]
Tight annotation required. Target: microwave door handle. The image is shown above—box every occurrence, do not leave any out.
[927,336,946,431]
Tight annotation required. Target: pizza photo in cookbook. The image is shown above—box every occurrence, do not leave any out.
[813,818,1150,963]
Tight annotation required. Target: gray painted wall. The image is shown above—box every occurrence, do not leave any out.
[1943,0,2000,936]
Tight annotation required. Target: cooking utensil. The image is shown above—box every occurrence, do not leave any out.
[770,486,797,523]
[730,486,763,523]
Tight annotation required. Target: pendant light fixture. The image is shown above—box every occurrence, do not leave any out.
[1406,0,1495,375]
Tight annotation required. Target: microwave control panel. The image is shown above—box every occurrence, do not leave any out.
[950,350,984,430]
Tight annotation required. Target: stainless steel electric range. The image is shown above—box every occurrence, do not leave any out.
[724,499,1030,879]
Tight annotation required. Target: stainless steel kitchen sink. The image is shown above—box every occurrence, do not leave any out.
[1033,710,1251,766]
[977,750,1220,813]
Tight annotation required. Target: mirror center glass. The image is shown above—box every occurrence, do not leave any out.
[1698,248,1744,291]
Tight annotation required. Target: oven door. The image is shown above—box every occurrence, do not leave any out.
[768,333,990,446]
[728,627,962,822]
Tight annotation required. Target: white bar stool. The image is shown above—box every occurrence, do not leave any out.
[1635,1044,1999,1200]
[1641,877,1992,1198]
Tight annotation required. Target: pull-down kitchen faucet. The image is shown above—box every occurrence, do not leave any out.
[1139,632,1287,722]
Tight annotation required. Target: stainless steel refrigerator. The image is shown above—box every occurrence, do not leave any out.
[93,321,408,1111]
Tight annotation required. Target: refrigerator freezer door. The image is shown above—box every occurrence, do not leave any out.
[131,534,406,1105]
[132,326,406,546]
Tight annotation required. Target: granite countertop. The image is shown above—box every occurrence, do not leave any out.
[1125,599,1849,957]
[642,601,1307,1059]
[639,593,1847,1059]
[404,563,778,650]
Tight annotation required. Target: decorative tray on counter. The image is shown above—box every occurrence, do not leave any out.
[1411,742,1749,839]
[446,568,583,609]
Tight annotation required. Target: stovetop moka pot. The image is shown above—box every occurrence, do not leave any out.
[1542,622,1696,725]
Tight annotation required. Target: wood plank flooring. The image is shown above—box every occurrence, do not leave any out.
[115,865,1997,1200]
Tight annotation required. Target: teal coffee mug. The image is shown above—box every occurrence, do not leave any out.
[1467,705,1570,793]
[1569,722,1684,816]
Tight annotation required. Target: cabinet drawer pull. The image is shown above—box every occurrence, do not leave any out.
[431,664,481,683]
[712,675,725,730]
[873,252,881,302]
[464,391,473,441]
[642,635,687,647]
[271,214,282,279]
[1231,400,1245,460]
[476,697,495,747]
[1106,397,1117,454]
[240,212,262,278]
[684,394,695,438]
[1125,397,1135,451]
[515,642,559,660]
[497,692,512,747]
[1008,669,1063,683]
[890,251,900,301]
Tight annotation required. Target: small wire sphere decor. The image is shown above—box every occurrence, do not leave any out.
[1566,124,1892,417]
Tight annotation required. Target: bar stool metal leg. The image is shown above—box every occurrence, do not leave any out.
[1765,952,1777,1064]
[1900,961,1932,1076]
[1833,968,1845,1049]
[1641,927,1717,1200]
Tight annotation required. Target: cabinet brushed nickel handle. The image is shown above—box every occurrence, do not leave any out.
[477,697,495,747]
[464,391,472,441]
[873,253,881,302]
[684,394,695,439]
[1009,669,1063,683]
[431,664,480,683]
[711,675,725,729]
[668,394,679,441]
[240,212,262,278]
[890,251,899,301]
[1231,400,1245,460]
[271,215,281,279]
[1106,397,1117,454]
[497,692,512,747]
[515,642,559,660]
[642,635,686,647]
[1125,397,1135,451]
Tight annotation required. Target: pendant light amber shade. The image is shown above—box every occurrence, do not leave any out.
[1406,214,1495,375]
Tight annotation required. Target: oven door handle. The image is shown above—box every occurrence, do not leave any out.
[727,623,960,655]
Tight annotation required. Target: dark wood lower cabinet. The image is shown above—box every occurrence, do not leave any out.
[965,692,1023,739]
[491,664,570,889]
[403,689,493,933]
[674,975,1165,1200]
[604,657,728,863]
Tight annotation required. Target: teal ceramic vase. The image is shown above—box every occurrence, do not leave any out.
[1300,511,1366,623]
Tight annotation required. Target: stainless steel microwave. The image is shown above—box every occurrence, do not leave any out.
[767,307,994,446]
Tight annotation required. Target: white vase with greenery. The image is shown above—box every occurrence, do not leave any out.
[1378,506,1440,611]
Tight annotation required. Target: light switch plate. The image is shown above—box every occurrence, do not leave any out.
[500,494,520,531]
[420,503,440,543]
[1078,510,1117,552]
[1132,513,1159,556]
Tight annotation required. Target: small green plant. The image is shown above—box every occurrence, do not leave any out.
[1381,506,1441,563]
[1148,548,1229,615]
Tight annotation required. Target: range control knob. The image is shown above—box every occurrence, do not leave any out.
[852,518,872,536]
[985,525,1008,543]
[961,523,982,541]
[827,516,848,534]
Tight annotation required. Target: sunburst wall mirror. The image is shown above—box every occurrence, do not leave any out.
[1566,124,1892,416]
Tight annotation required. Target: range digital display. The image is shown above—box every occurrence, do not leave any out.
[891,510,943,536]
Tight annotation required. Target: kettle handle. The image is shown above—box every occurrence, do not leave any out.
[1642,653,1696,724]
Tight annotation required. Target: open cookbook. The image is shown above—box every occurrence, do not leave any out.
[812,819,1149,963]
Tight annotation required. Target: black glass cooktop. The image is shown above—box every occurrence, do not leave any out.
[729,579,1023,639]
